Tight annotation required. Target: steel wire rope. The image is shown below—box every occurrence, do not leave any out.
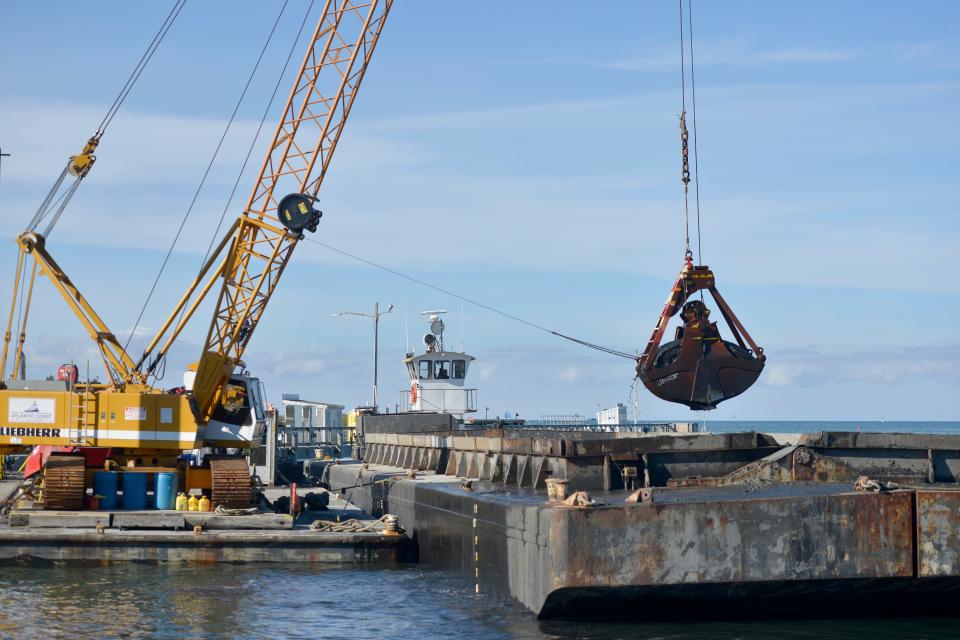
[144,0,318,382]
[302,237,637,361]
[96,0,188,137]
[25,1,186,237]
[124,0,293,358]
[687,0,703,265]
[678,0,691,260]
[10,264,29,377]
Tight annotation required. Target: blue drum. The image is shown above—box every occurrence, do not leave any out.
[121,472,148,510]
[92,471,119,510]
[154,472,178,510]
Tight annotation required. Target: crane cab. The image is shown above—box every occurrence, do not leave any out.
[183,371,268,447]
[403,312,477,417]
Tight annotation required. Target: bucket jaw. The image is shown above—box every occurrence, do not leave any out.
[636,263,765,410]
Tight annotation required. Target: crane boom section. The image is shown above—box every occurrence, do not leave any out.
[11,233,145,387]
[191,0,392,422]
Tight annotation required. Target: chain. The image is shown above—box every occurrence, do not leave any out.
[680,110,692,261]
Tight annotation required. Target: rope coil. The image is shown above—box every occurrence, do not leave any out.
[309,513,401,533]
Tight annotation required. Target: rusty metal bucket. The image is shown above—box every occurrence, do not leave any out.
[636,263,765,410]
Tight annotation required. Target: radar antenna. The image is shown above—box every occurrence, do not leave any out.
[420,310,447,352]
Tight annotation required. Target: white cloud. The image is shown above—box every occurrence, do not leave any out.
[557,365,585,384]
[606,38,858,72]
[761,345,960,389]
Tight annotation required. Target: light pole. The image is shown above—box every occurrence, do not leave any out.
[332,302,393,410]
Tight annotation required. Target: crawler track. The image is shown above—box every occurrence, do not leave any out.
[209,456,251,509]
[43,454,86,510]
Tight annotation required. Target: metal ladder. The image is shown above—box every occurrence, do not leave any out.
[69,390,97,446]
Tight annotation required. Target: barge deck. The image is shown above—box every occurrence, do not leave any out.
[0,486,409,565]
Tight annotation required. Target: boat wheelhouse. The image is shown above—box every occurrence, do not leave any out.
[401,311,476,417]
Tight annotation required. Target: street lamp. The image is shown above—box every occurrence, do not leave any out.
[332,302,393,411]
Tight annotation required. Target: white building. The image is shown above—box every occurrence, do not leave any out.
[281,394,345,460]
[596,403,628,426]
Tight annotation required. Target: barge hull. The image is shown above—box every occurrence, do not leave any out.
[0,528,407,564]
[329,430,960,619]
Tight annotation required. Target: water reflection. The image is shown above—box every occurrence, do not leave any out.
[0,564,958,640]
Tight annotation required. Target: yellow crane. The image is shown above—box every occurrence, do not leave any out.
[0,0,392,509]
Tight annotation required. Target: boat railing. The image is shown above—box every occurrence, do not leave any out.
[398,387,477,414]
[489,422,702,433]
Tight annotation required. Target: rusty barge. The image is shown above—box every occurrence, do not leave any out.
[327,426,960,620]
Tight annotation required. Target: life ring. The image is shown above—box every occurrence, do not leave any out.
[410,383,418,404]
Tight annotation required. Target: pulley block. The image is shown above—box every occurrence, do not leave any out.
[277,193,322,235]
[636,263,765,410]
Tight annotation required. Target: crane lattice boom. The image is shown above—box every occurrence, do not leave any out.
[189,0,392,421]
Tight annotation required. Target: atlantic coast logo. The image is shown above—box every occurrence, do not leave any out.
[8,397,56,424]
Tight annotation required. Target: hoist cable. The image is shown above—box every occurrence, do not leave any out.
[11,262,29,377]
[678,0,691,260]
[199,0,315,267]
[97,0,187,137]
[125,0,293,357]
[42,178,83,238]
[304,237,637,361]
[687,0,703,265]
[26,167,69,232]
[26,1,185,244]
[144,0,317,383]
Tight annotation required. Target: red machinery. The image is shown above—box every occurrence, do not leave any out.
[56,363,78,384]
[636,259,765,410]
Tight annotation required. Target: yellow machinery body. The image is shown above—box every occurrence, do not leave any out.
[0,386,198,451]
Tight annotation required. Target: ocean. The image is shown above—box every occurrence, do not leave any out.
[700,420,960,435]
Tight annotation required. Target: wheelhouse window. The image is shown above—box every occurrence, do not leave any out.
[452,360,466,379]
[434,360,450,379]
[418,360,432,379]
[407,362,416,378]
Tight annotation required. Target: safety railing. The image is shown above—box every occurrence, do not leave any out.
[398,388,477,414]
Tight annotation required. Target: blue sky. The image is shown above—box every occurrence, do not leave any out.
[0,1,957,421]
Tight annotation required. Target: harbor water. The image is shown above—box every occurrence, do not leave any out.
[1,563,960,639]
[3,422,960,638]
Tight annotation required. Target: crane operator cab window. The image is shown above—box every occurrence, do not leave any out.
[435,361,450,379]
[418,360,432,379]
[452,360,466,379]
[211,380,251,426]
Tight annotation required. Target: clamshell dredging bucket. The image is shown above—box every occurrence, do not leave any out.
[637,264,765,410]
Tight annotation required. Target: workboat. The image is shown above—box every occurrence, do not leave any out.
[401,311,477,418]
